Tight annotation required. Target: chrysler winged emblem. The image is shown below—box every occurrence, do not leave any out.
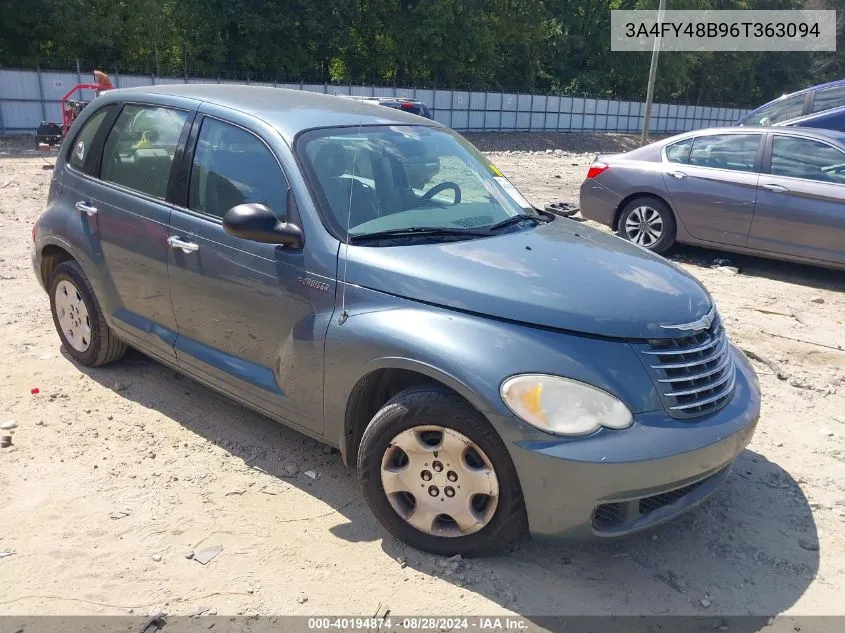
[660,306,715,333]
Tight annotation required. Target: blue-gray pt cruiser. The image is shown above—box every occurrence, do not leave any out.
[32,85,760,556]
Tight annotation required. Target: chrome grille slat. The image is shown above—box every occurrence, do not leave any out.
[641,335,721,356]
[664,367,733,397]
[657,354,732,383]
[649,336,728,369]
[669,372,737,411]
[636,313,737,420]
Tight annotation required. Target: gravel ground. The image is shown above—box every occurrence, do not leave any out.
[0,133,843,623]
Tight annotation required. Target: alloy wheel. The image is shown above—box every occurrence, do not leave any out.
[625,205,664,247]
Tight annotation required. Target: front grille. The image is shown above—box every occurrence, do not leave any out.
[635,312,736,419]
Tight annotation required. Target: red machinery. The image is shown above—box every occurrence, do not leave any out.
[36,70,113,150]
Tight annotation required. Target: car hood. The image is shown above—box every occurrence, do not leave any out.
[343,219,712,339]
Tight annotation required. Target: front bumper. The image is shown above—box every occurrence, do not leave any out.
[502,347,760,539]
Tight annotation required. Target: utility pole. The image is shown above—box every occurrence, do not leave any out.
[641,0,667,145]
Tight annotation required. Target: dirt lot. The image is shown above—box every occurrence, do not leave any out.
[1,133,844,622]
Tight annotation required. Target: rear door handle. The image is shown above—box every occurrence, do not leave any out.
[167,235,199,254]
[668,171,686,179]
[761,183,788,193]
[75,201,98,216]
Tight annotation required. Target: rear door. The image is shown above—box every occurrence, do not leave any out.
[165,110,331,433]
[661,132,763,246]
[65,100,194,362]
[748,134,845,265]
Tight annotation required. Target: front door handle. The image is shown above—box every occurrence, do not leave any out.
[668,171,686,179]
[761,183,788,193]
[167,235,199,254]
[75,201,98,216]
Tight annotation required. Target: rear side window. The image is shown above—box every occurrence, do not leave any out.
[665,138,692,164]
[811,85,845,114]
[188,118,287,220]
[100,105,189,199]
[742,93,805,126]
[688,134,760,172]
[770,136,845,184]
[67,107,112,173]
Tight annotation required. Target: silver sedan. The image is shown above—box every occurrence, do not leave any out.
[579,126,845,271]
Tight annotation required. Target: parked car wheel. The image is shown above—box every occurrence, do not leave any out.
[49,260,127,366]
[357,387,527,556]
[617,197,676,253]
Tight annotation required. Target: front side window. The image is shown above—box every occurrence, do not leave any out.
[67,107,112,173]
[811,85,845,114]
[741,93,805,126]
[688,134,760,172]
[100,105,189,199]
[188,118,287,220]
[297,125,537,242]
[665,138,692,164]
[770,136,845,184]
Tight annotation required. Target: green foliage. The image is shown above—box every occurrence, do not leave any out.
[0,0,836,107]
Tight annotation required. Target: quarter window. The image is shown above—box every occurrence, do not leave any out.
[741,93,805,126]
[770,136,845,184]
[811,85,845,114]
[100,105,189,199]
[688,134,759,172]
[188,118,287,220]
[665,138,692,164]
[68,107,112,173]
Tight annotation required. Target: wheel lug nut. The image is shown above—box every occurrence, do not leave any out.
[446,470,458,482]
[428,485,439,497]
[444,486,455,498]
[421,470,432,481]
[432,460,443,472]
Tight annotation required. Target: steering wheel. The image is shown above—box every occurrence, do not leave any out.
[420,181,461,206]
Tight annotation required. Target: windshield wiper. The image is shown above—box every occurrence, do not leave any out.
[349,226,491,243]
[486,213,544,232]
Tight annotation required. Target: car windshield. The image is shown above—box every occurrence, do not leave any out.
[297,125,539,242]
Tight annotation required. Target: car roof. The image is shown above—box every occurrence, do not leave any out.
[660,126,845,145]
[98,84,441,142]
[743,78,845,119]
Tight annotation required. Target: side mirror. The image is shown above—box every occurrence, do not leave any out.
[222,203,304,248]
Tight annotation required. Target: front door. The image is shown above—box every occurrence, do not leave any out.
[166,115,332,433]
[661,132,762,247]
[749,134,845,266]
[70,102,192,362]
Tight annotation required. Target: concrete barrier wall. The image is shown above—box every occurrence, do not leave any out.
[0,68,749,135]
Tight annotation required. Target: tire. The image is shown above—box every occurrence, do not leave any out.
[357,387,528,557]
[48,260,127,366]
[617,197,676,253]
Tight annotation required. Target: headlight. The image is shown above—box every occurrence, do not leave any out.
[500,374,633,436]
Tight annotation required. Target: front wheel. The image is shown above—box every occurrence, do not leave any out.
[357,388,527,556]
[617,197,676,253]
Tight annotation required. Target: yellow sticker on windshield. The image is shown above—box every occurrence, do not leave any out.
[489,163,503,177]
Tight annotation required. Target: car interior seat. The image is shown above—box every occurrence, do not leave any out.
[313,143,380,231]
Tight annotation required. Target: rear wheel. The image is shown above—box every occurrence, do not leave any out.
[49,261,127,366]
[617,197,676,253]
[358,387,527,556]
